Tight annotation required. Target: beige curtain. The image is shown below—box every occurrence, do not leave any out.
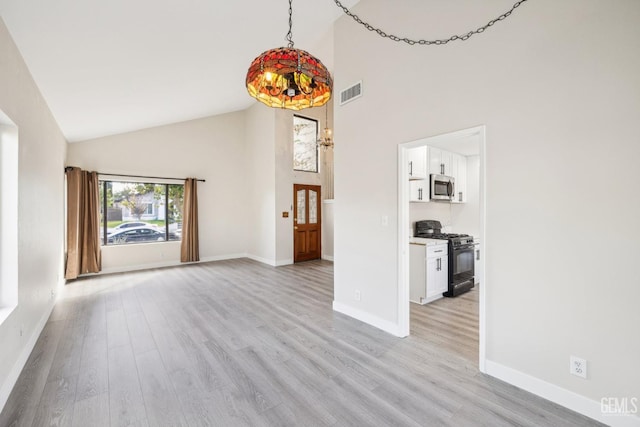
[65,167,102,279]
[180,178,200,262]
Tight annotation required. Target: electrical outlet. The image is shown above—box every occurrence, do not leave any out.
[570,356,587,379]
[355,290,361,301]
[20,325,24,337]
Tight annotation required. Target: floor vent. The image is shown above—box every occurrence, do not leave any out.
[339,81,362,106]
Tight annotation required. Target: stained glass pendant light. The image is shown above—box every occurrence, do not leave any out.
[246,0,332,110]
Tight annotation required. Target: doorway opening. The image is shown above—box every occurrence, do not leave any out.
[397,125,487,372]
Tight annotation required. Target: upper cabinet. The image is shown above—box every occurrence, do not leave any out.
[407,146,428,180]
[409,179,429,203]
[409,145,467,204]
[451,153,467,204]
[429,147,454,177]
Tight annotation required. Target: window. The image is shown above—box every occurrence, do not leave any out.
[1,111,18,324]
[99,180,184,245]
[293,115,318,172]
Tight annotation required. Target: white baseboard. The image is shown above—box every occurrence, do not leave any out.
[245,254,277,266]
[332,301,404,337]
[321,255,334,261]
[96,253,247,275]
[200,253,247,263]
[485,360,640,427]
[0,299,56,413]
[244,254,295,267]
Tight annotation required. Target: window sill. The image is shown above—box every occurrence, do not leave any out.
[0,304,17,326]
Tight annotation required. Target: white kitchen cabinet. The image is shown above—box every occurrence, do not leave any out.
[429,147,453,177]
[410,244,427,304]
[407,146,428,180]
[410,242,448,304]
[451,153,467,203]
[426,245,449,298]
[409,179,429,203]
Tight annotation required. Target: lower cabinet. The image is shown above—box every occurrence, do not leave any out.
[410,243,448,304]
[426,246,448,299]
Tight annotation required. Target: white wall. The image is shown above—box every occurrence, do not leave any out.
[67,112,248,272]
[245,103,277,264]
[0,19,67,410]
[333,0,640,424]
[322,200,334,260]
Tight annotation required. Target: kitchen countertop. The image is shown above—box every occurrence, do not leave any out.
[409,237,448,246]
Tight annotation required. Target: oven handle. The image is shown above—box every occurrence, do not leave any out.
[454,243,478,250]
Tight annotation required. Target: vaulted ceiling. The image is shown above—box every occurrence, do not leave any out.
[0,0,358,141]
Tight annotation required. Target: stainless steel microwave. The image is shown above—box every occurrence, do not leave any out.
[430,174,455,201]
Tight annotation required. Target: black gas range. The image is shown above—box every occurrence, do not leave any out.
[414,220,476,297]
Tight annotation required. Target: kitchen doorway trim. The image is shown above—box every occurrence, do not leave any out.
[397,125,487,373]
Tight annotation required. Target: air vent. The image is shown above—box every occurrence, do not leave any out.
[339,81,362,106]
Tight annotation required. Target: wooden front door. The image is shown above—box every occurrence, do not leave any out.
[293,184,321,262]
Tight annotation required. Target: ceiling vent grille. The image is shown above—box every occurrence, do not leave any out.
[339,81,362,106]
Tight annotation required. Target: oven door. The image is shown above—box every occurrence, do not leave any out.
[450,244,475,284]
[430,174,455,201]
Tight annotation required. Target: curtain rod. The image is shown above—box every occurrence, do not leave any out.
[64,167,205,182]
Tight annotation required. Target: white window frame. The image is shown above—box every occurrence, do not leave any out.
[0,111,19,325]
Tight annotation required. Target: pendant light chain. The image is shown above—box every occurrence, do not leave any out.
[333,0,529,46]
[286,0,295,48]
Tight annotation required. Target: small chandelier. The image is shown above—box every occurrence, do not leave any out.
[318,104,334,150]
[245,0,332,110]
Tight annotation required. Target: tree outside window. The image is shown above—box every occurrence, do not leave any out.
[293,115,318,172]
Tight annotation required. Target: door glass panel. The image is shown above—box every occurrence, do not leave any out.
[309,190,318,224]
[297,189,306,224]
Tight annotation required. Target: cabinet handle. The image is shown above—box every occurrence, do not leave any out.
[441,164,444,175]
[418,188,422,200]
[458,192,463,202]
[476,250,480,261]
[434,250,443,253]
[409,161,413,176]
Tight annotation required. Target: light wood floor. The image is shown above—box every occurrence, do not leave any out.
[0,258,602,427]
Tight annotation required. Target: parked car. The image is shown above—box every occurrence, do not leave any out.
[107,226,175,244]
[107,221,158,235]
